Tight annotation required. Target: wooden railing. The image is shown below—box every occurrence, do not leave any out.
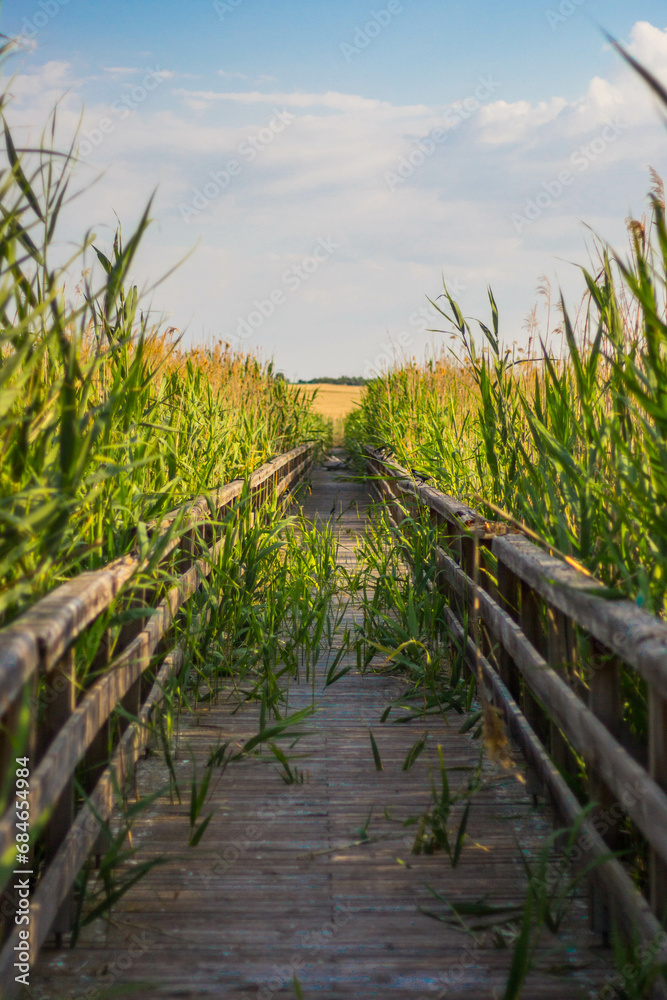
[0,443,314,987]
[365,445,667,986]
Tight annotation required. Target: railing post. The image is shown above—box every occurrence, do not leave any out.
[83,628,112,865]
[588,640,623,937]
[496,559,521,703]
[119,585,150,742]
[39,650,76,945]
[519,582,550,734]
[546,607,579,777]
[447,522,467,623]
[519,581,551,802]
[477,539,495,660]
[649,691,667,923]
[179,525,197,576]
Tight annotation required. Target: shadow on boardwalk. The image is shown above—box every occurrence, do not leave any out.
[29,465,613,999]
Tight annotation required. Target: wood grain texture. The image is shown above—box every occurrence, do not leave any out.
[494,533,667,699]
[382,477,667,881]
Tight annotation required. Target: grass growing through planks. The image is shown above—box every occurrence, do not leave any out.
[69,486,347,934]
[603,924,667,999]
[501,812,619,999]
[409,744,479,866]
[70,783,169,947]
[337,494,487,868]
[349,500,473,724]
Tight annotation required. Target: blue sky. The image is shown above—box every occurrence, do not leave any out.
[4,0,667,377]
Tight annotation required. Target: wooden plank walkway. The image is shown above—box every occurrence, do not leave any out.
[29,463,614,999]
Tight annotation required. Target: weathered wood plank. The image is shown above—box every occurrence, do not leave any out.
[439,598,667,964]
[494,533,667,699]
[432,536,667,868]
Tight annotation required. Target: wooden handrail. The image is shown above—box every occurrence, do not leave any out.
[494,534,667,698]
[0,443,314,990]
[364,445,667,988]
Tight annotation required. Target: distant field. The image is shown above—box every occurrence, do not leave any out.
[293,383,364,420]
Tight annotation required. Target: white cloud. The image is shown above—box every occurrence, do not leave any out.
[627,20,667,71]
[5,22,667,377]
[174,87,429,116]
[103,66,141,76]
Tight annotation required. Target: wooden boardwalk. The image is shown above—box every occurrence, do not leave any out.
[29,464,614,999]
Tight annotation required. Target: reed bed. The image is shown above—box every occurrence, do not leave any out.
[348,207,666,613]
[347,49,667,622]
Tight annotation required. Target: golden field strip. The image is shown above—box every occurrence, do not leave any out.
[292,384,363,420]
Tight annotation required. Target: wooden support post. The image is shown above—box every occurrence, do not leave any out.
[589,643,622,734]
[460,531,477,649]
[178,525,196,577]
[588,640,623,938]
[479,540,496,602]
[478,540,495,660]
[460,532,474,580]
[0,697,26,799]
[496,559,521,702]
[447,524,466,624]
[118,586,149,741]
[520,583,549,726]
[546,607,579,778]
[449,520,463,570]
[462,531,495,682]
[39,651,76,945]
[83,629,112,863]
[520,580,550,801]
[649,691,667,924]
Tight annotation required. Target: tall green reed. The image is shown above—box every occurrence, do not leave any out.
[0,92,328,624]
